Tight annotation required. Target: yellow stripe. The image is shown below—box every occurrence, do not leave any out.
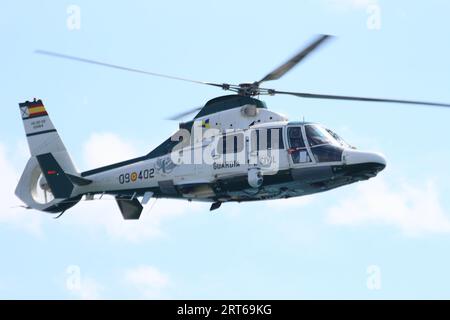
[29,106,46,114]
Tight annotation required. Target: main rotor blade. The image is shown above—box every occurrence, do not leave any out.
[166,106,203,120]
[272,90,450,108]
[257,34,334,84]
[35,50,223,88]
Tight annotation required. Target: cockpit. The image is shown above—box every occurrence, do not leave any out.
[288,124,352,164]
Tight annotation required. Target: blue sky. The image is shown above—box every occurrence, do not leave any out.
[1,0,450,299]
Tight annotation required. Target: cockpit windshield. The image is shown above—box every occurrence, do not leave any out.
[325,128,353,149]
[303,125,347,163]
[288,124,352,164]
[305,125,338,146]
[305,125,353,149]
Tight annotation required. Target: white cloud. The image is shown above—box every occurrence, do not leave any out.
[82,132,139,169]
[124,265,170,298]
[326,178,450,236]
[0,143,43,236]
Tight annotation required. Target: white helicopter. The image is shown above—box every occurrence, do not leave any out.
[16,35,450,218]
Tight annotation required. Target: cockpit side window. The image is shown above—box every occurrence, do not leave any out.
[288,127,305,148]
[288,127,311,164]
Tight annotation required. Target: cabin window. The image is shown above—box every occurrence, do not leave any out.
[251,128,284,151]
[217,133,244,154]
[267,128,284,150]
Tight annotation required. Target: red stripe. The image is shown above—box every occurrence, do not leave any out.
[47,170,57,175]
[28,111,48,117]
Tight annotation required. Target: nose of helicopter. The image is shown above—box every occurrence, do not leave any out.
[343,150,386,178]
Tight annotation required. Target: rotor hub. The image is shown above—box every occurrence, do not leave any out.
[237,83,260,96]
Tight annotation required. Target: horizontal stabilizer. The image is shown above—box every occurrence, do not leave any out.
[66,174,92,186]
[116,197,143,220]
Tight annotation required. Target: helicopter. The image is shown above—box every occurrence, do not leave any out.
[15,35,450,218]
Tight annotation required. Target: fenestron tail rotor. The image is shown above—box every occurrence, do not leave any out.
[35,33,450,119]
[31,167,54,205]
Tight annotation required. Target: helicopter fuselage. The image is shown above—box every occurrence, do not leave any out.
[75,95,386,209]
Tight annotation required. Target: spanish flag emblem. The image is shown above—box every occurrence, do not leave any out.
[19,99,49,120]
[28,104,47,118]
[201,119,211,128]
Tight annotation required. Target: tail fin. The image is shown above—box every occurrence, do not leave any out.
[15,99,85,212]
[19,99,77,173]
